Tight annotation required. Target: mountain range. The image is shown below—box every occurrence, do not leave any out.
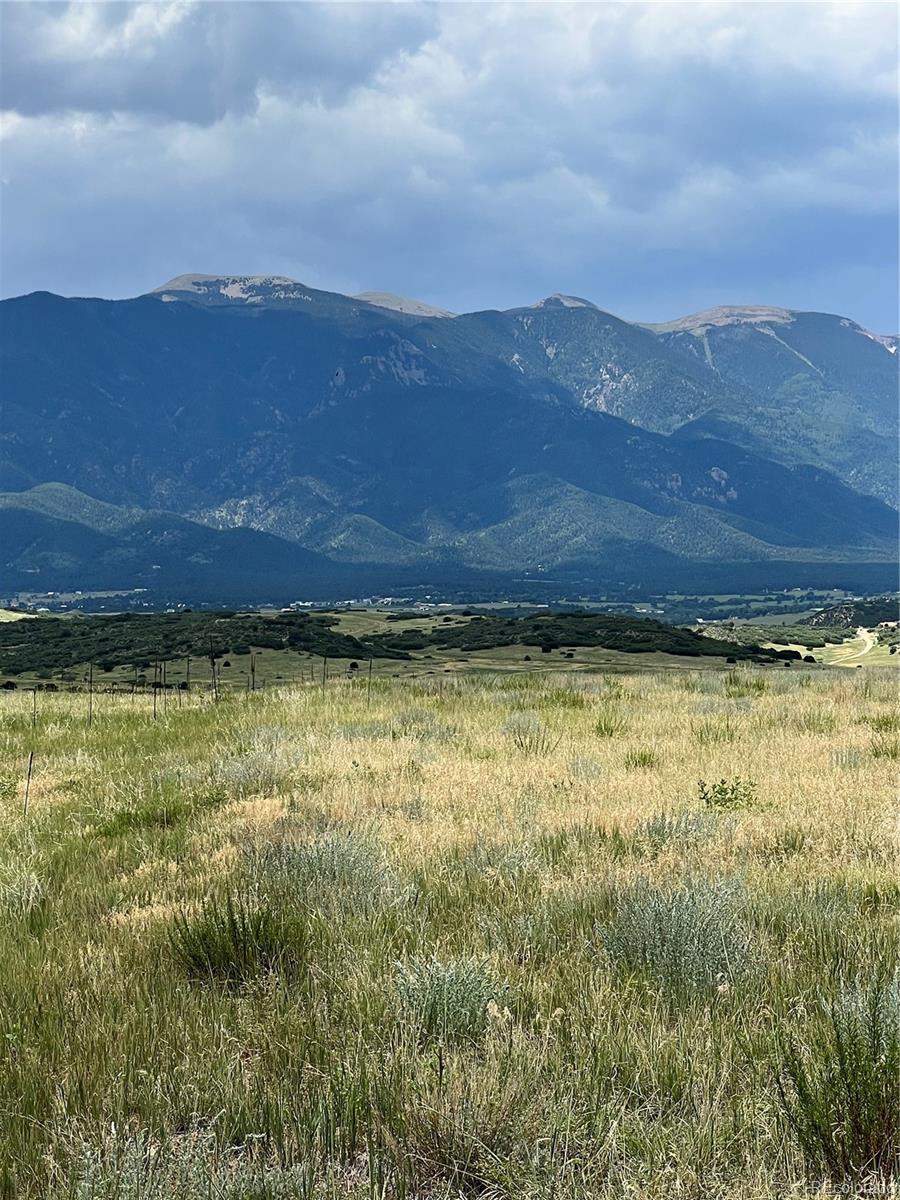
[1,274,897,599]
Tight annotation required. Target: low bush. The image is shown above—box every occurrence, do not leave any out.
[601,878,754,996]
[257,828,391,914]
[698,777,757,810]
[396,955,508,1043]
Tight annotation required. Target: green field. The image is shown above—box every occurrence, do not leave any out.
[0,663,898,1198]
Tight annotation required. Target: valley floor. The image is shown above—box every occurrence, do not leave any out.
[0,667,897,1197]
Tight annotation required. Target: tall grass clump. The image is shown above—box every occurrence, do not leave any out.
[594,707,626,738]
[865,711,900,734]
[396,955,508,1043]
[693,716,736,745]
[776,970,900,1186]
[724,670,767,699]
[624,747,659,770]
[597,676,625,699]
[169,891,297,985]
[791,709,837,735]
[635,809,719,851]
[601,878,754,996]
[759,826,808,862]
[388,1086,520,1198]
[869,732,900,761]
[502,714,559,756]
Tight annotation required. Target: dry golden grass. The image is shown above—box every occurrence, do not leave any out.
[0,665,897,1198]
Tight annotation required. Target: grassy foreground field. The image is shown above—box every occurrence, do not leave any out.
[0,667,898,1198]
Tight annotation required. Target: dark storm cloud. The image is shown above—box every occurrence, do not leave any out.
[1,2,897,329]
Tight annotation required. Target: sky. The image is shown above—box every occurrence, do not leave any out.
[1,1,897,330]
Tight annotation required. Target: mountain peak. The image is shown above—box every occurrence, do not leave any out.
[149,274,315,304]
[353,292,455,318]
[527,294,598,311]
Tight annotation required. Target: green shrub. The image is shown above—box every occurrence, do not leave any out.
[698,777,757,810]
[776,970,900,1185]
[396,955,507,1043]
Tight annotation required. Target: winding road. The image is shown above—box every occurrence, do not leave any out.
[827,626,877,665]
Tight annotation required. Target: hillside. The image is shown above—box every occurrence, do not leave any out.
[0,484,349,598]
[0,609,409,677]
[802,597,900,629]
[369,611,791,662]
